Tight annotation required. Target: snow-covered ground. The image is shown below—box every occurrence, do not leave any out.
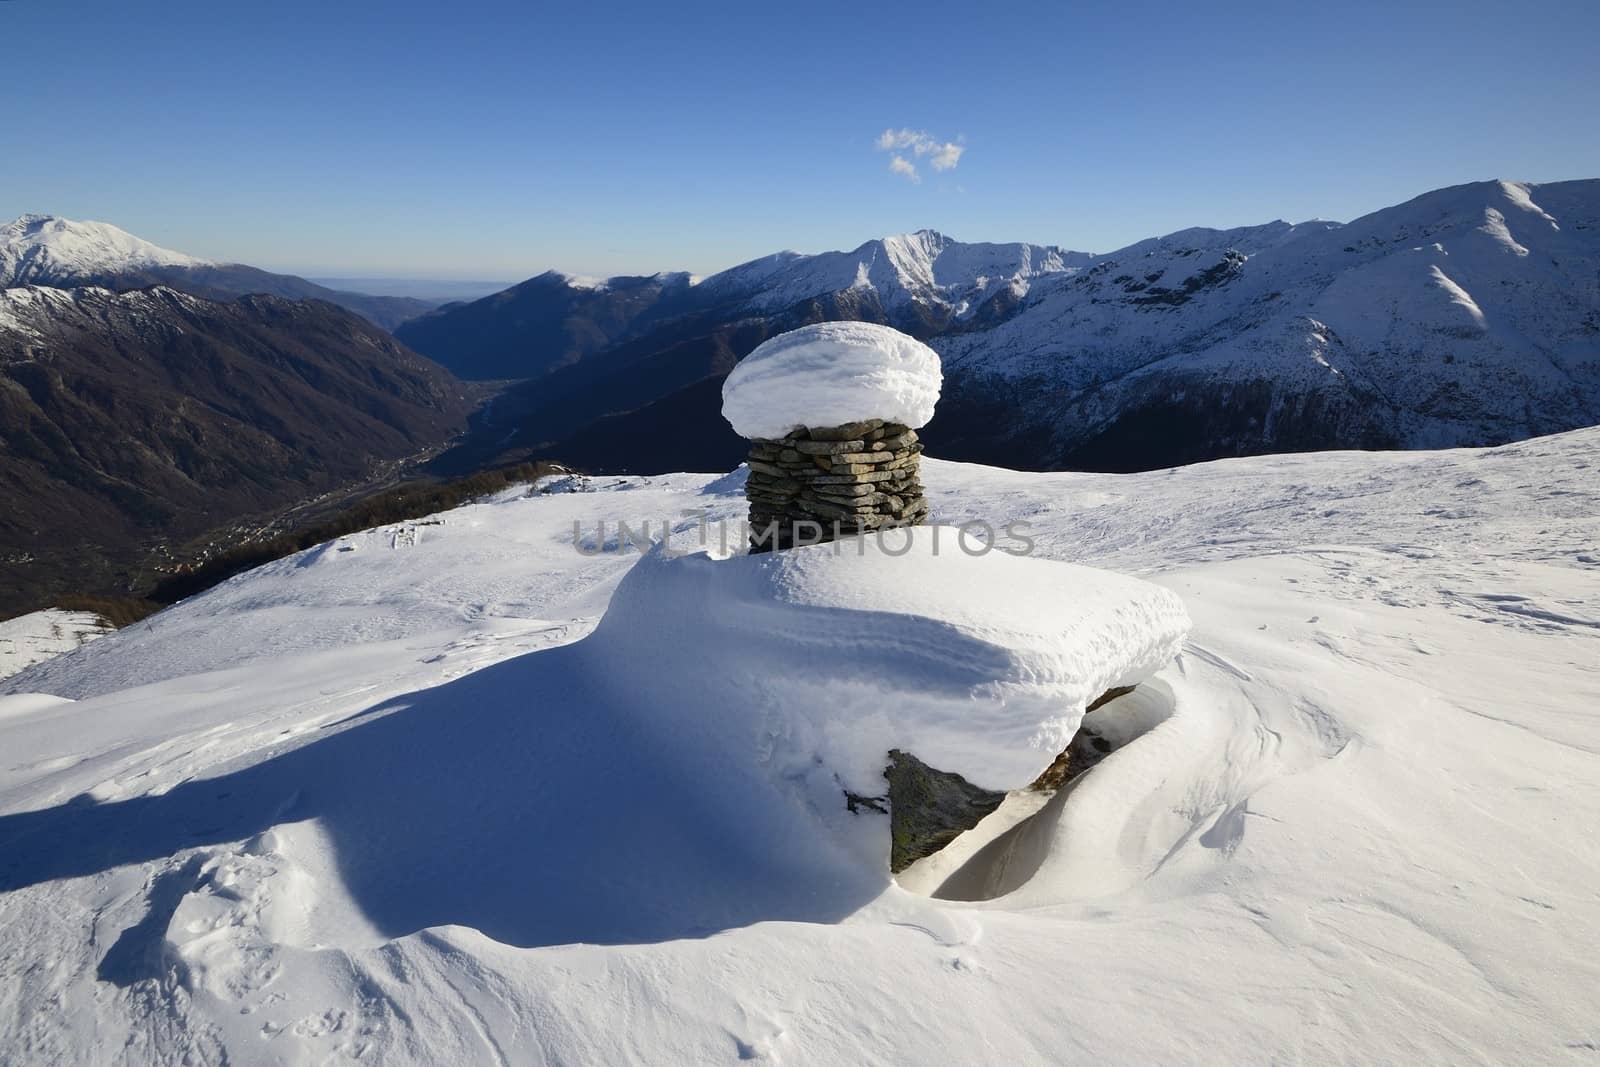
[2,430,1597,1064]
[0,610,110,684]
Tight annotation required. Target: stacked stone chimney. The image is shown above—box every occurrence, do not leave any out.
[744,418,928,552]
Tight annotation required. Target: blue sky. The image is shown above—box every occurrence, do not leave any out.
[5,0,1598,279]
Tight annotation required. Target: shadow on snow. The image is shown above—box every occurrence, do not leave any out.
[0,641,885,955]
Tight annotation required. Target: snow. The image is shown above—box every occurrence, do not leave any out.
[935,179,1600,454]
[0,285,80,341]
[0,693,74,722]
[697,229,1093,319]
[2,430,1598,1063]
[1498,179,1561,228]
[720,321,943,438]
[0,610,109,682]
[0,285,223,354]
[1429,264,1488,329]
[0,214,210,286]
[589,535,1188,793]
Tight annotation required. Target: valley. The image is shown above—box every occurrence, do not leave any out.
[0,285,472,617]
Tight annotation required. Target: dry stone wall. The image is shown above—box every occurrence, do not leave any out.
[745,418,929,552]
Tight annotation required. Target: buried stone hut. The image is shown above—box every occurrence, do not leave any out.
[720,322,941,552]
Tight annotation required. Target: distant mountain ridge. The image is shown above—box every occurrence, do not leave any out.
[396,230,1088,382]
[0,216,438,330]
[396,269,701,381]
[695,229,1093,319]
[931,179,1600,467]
[0,285,469,615]
[406,179,1600,475]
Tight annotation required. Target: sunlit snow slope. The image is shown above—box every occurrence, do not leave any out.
[0,610,109,684]
[2,431,1597,1065]
[0,215,209,285]
[934,179,1600,466]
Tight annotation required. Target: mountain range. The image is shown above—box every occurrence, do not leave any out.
[396,231,1091,382]
[3,179,1597,613]
[398,179,1600,475]
[1,215,439,330]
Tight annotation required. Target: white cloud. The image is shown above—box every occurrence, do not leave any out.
[875,128,920,152]
[888,155,920,184]
[928,141,963,171]
[874,128,965,182]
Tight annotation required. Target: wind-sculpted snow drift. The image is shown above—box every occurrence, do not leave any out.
[0,527,1187,960]
[588,536,1189,796]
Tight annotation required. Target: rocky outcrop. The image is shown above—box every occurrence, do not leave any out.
[744,420,929,551]
[882,750,1007,874]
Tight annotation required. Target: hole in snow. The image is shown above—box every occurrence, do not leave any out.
[892,681,1178,902]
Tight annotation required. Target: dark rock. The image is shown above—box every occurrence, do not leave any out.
[1028,686,1138,792]
[883,749,1007,874]
[845,791,888,815]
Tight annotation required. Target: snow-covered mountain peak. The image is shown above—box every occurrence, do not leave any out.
[1325,179,1573,255]
[927,177,1600,469]
[0,214,211,286]
[1106,218,1337,263]
[695,230,1094,320]
[525,268,699,295]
